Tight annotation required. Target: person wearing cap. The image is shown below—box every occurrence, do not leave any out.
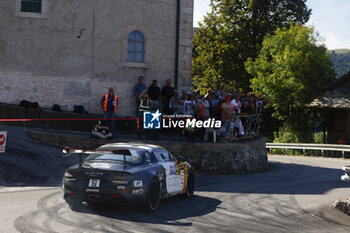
[148,79,160,111]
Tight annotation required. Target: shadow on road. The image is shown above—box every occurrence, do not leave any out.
[66,194,221,227]
[196,161,350,195]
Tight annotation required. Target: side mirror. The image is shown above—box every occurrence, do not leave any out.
[177,156,186,162]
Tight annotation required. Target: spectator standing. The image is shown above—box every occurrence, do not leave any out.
[175,96,184,114]
[161,79,174,114]
[241,100,251,115]
[205,94,214,117]
[170,90,180,114]
[137,89,152,139]
[180,89,185,97]
[215,84,223,97]
[100,87,118,135]
[219,96,233,142]
[215,96,224,119]
[134,76,147,115]
[193,93,199,110]
[230,94,241,114]
[211,94,219,114]
[241,100,251,134]
[248,94,257,114]
[196,95,210,119]
[183,92,195,116]
[148,79,160,111]
[257,101,264,114]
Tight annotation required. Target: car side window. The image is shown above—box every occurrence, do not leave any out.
[143,151,152,163]
[165,150,176,162]
[152,149,175,162]
[159,149,174,162]
[152,150,164,162]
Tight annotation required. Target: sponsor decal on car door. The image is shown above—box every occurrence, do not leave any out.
[160,162,183,194]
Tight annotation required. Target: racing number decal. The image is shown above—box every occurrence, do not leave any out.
[88,179,100,188]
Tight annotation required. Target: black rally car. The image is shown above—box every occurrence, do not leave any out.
[62,143,195,211]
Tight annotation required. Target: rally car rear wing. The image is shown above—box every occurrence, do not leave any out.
[62,147,97,158]
[62,147,131,166]
[62,147,103,164]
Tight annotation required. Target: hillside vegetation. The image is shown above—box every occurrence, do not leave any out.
[329,49,350,78]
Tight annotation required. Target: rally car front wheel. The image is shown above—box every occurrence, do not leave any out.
[184,172,195,198]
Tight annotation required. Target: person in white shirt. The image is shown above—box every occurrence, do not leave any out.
[183,93,195,116]
[230,94,241,114]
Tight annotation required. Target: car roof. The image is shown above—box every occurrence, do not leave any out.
[97,142,161,152]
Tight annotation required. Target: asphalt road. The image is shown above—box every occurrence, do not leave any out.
[0,126,350,232]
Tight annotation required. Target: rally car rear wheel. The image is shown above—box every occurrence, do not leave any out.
[184,173,195,198]
[145,178,160,211]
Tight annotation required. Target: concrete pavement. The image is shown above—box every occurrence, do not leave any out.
[1,125,350,232]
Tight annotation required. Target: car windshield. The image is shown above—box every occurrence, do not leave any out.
[85,149,145,164]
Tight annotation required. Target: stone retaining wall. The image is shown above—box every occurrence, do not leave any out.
[28,131,268,174]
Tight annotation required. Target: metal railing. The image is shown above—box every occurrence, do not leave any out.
[203,115,260,143]
[230,115,260,141]
[266,143,350,158]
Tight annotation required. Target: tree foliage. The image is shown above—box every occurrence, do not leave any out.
[246,24,336,141]
[192,0,311,92]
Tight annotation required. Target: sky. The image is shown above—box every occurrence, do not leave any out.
[193,0,350,50]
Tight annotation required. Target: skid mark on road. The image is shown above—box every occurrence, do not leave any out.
[13,189,350,233]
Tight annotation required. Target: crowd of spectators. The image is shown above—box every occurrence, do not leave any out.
[131,77,266,142]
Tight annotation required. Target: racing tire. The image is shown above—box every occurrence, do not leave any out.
[145,178,161,211]
[184,172,195,198]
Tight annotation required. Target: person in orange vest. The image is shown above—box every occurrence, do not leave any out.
[100,87,118,135]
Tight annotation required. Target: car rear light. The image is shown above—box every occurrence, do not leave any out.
[64,172,74,177]
[69,192,77,195]
[112,195,122,198]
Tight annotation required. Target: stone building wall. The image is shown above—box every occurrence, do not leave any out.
[0,0,193,116]
[178,0,194,90]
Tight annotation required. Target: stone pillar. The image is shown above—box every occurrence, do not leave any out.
[178,0,193,91]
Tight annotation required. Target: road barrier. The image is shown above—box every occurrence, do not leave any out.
[266,143,350,158]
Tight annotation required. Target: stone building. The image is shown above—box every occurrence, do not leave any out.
[0,0,193,116]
